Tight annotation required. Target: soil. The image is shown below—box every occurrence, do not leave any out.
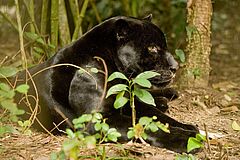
[0,1,240,160]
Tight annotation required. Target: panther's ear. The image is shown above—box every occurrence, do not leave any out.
[142,14,152,22]
[115,19,130,41]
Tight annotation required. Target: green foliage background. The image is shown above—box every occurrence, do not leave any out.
[0,0,187,64]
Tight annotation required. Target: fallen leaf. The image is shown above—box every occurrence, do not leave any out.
[232,121,240,131]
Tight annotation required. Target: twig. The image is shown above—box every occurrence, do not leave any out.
[52,106,73,130]
[94,56,108,111]
[204,123,212,154]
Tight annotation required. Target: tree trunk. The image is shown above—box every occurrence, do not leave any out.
[178,0,212,88]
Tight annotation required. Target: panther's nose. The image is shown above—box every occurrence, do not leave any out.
[166,51,179,73]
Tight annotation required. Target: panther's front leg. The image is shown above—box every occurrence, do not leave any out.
[147,87,179,112]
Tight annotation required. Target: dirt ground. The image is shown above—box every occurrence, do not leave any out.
[0,2,240,160]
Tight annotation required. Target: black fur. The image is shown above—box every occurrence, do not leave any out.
[16,16,198,153]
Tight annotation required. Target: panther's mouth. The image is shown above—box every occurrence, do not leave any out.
[150,70,175,88]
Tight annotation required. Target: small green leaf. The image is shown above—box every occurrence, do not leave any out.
[15,84,29,94]
[33,47,44,54]
[66,128,75,138]
[148,123,159,132]
[72,114,92,124]
[139,117,152,126]
[2,90,15,99]
[114,96,129,109]
[90,68,98,73]
[127,130,135,139]
[14,109,25,115]
[94,122,102,131]
[1,100,17,113]
[108,72,128,82]
[136,71,160,80]
[175,49,186,63]
[73,123,84,129]
[18,121,24,127]
[232,121,240,131]
[156,122,170,133]
[0,83,11,91]
[133,78,151,88]
[94,133,102,139]
[25,32,45,45]
[107,131,121,142]
[187,137,203,153]
[101,123,109,132]
[0,67,18,78]
[196,133,206,141]
[141,132,148,140]
[134,87,155,106]
[106,84,128,98]
[23,120,31,127]
[92,112,102,123]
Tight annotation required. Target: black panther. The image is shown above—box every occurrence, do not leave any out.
[15,15,198,153]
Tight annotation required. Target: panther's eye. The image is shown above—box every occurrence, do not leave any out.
[147,46,160,54]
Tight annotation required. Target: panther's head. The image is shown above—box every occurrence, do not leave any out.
[112,15,179,88]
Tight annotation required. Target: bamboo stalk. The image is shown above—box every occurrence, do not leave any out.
[131,0,138,17]
[50,0,59,55]
[40,0,48,36]
[90,0,101,23]
[72,0,89,41]
[0,11,18,31]
[23,0,40,33]
[15,0,27,68]
[69,0,80,27]
[59,0,71,46]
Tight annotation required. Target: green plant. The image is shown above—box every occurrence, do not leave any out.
[58,112,121,160]
[127,116,169,143]
[175,49,186,63]
[175,133,206,160]
[0,67,29,135]
[0,83,28,122]
[106,71,169,142]
[187,133,206,153]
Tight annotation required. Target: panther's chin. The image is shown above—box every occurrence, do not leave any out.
[151,79,173,88]
[150,72,175,88]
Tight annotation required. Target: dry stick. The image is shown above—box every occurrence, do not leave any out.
[204,123,212,154]
[30,63,98,89]
[50,106,73,132]
[26,63,98,132]
[25,70,59,139]
[94,56,108,111]
[25,70,39,129]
